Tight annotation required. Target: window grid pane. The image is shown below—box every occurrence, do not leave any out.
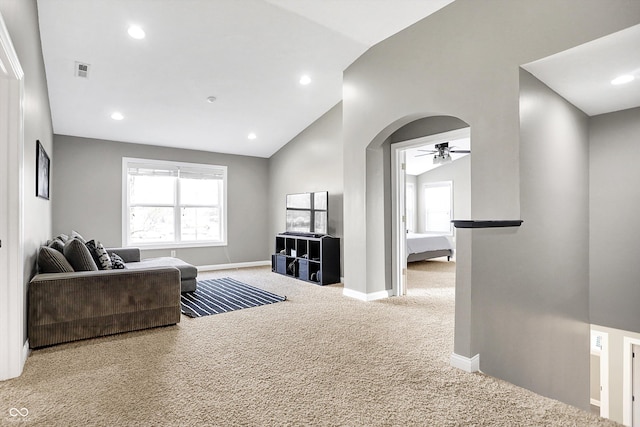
[179,176,221,206]
[181,207,221,241]
[129,207,175,243]
[129,175,175,205]
[424,182,452,234]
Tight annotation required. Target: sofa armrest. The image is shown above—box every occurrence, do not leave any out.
[106,247,140,263]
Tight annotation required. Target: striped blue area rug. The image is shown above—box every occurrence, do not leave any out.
[180,277,287,318]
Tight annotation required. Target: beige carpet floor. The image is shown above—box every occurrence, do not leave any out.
[0,260,617,426]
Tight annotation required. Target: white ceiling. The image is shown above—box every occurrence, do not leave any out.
[36,0,453,158]
[522,23,640,117]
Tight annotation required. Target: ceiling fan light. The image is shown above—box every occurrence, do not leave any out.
[432,153,452,165]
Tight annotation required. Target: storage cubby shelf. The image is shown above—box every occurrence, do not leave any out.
[272,234,340,285]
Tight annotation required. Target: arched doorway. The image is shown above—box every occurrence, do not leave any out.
[391,127,470,296]
[364,115,470,297]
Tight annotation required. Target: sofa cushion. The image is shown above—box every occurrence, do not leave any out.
[50,233,69,244]
[86,240,113,270]
[47,238,65,253]
[95,242,113,270]
[127,257,197,280]
[38,246,74,273]
[126,257,197,292]
[64,238,98,271]
[110,253,127,269]
[70,230,86,244]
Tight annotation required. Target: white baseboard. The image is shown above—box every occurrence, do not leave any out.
[197,260,271,272]
[590,398,600,407]
[342,288,393,301]
[450,352,480,373]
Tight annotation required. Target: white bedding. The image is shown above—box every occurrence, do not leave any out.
[406,232,454,254]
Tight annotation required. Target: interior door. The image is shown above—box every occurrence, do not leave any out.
[633,345,640,426]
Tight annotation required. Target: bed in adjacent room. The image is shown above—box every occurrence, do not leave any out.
[406,232,454,262]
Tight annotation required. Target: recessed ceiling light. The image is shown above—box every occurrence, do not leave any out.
[299,75,311,85]
[111,112,124,121]
[247,133,257,140]
[611,74,635,85]
[128,25,146,40]
[206,96,217,103]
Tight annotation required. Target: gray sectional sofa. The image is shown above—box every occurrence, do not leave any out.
[28,241,198,348]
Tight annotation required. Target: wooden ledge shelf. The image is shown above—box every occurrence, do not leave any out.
[452,220,523,229]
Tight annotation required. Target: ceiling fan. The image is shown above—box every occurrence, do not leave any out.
[416,142,471,164]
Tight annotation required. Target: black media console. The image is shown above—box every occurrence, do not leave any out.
[272,233,340,285]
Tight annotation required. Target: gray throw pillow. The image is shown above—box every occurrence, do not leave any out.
[63,238,98,271]
[52,233,69,243]
[38,246,74,273]
[47,238,65,253]
[70,230,86,244]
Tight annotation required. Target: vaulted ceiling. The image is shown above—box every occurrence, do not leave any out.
[37,2,640,160]
[37,0,453,158]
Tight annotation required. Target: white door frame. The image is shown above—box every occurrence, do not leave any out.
[0,11,26,381]
[391,149,407,296]
[623,336,640,426]
[391,127,470,296]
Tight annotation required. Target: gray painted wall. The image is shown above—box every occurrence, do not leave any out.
[590,107,640,332]
[416,155,471,235]
[268,103,343,270]
[53,135,269,267]
[340,0,639,410]
[471,70,590,408]
[0,0,54,344]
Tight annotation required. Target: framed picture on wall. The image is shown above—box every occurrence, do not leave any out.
[36,140,50,200]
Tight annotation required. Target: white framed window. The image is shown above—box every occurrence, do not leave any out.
[423,181,452,234]
[122,158,227,248]
[406,182,416,232]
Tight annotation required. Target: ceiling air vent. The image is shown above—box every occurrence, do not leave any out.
[75,62,90,78]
